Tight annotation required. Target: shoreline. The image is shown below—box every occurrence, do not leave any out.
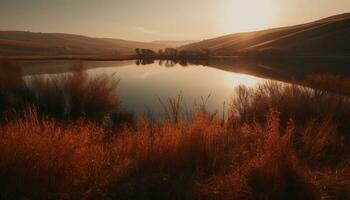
[1,54,350,61]
[0,55,138,61]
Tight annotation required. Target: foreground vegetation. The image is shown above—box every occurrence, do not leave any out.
[0,61,349,199]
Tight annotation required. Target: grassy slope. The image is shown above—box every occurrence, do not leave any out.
[151,40,199,48]
[180,13,350,56]
[0,31,169,56]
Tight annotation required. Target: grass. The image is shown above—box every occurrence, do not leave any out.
[0,61,132,124]
[0,62,350,199]
[29,66,120,121]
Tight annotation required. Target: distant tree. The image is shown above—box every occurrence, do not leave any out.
[141,49,147,55]
[148,49,156,57]
[135,48,141,56]
[164,48,178,56]
[164,48,170,55]
[135,49,156,57]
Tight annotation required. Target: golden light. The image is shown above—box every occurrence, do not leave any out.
[223,0,276,33]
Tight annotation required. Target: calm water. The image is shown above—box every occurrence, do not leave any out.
[20,60,265,118]
[20,58,350,118]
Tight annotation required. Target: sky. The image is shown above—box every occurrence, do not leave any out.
[0,0,349,42]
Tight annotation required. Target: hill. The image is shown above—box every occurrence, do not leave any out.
[180,13,350,56]
[151,40,198,48]
[0,31,169,56]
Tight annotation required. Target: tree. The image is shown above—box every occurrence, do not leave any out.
[141,49,147,55]
[135,48,140,56]
[164,48,178,56]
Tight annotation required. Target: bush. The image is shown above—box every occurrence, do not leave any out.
[0,71,349,199]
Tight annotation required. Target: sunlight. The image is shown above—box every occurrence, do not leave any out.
[224,0,276,33]
[224,72,261,87]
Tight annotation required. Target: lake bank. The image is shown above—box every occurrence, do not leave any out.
[2,54,350,61]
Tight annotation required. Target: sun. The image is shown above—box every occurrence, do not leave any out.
[223,0,276,33]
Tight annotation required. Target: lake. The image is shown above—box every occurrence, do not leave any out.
[19,60,265,119]
[19,58,350,119]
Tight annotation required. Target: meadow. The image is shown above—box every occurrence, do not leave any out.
[0,61,349,200]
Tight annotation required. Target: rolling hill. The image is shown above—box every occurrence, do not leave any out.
[180,13,350,56]
[151,40,198,48]
[0,31,168,56]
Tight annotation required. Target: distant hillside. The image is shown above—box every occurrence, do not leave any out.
[152,40,198,48]
[180,13,350,56]
[0,31,169,56]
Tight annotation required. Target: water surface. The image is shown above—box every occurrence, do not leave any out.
[21,60,265,118]
[20,58,350,118]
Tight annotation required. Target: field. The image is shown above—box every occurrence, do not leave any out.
[0,61,349,199]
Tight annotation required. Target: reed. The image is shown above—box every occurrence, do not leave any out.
[0,69,349,199]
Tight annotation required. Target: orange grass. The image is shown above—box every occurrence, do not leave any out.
[1,107,349,199]
[0,66,350,199]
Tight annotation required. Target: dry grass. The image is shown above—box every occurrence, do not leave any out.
[3,106,346,200]
[0,68,350,199]
[0,61,129,124]
[0,108,111,199]
[0,61,32,115]
[303,74,350,96]
[232,81,350,132]
[28,67,120,121]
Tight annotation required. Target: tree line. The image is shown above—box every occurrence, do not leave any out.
[135,48,211,58]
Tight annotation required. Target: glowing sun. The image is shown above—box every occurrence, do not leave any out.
[224,0,276,33]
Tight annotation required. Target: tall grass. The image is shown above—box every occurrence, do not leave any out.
[232,81,350,131]
[0,65,349,199]
[3,106,340,200]
[0,61,130,124]
[28,67,120,121]
[0,61,32,115]
[0,108,113,199]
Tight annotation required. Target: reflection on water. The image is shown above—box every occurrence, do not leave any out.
[17,57,350,119]
[18,60,265,119]
[0,61,126,122]
[86,61,263,118]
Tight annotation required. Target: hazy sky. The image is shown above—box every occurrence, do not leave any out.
[1,0,349,41]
